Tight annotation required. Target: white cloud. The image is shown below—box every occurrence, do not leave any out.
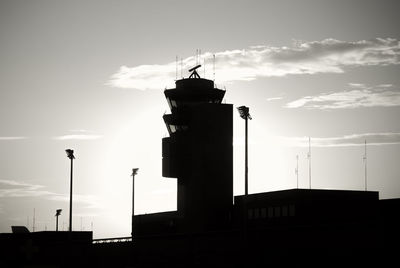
[266,97,283,101]
[281,132,400,147]
[53,130,102,140]
[108,38,400,90]
[0,137,26,140]
[0,179,100,208]
[53,134,103,140]
[285,83,400,109]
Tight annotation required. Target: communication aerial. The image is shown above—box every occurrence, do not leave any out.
[363,140,367,191]
[189,64,202,79]
[307,137,311,189]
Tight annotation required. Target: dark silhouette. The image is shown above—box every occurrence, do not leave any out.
[131,168,139,237]
[237,105,251,196]
[1,68,399,267]
[55,209,62,232]
[65,149,75,232]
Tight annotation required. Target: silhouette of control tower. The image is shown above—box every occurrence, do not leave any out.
[133,65,233,236]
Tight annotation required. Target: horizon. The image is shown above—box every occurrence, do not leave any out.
[1,0,399,239]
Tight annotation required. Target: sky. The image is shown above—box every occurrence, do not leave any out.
[1,0,400,238]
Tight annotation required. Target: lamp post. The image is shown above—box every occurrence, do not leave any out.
[237,106,252,196]
[131,168,139,237]
[65,149,75,232]
[55,209,62,231]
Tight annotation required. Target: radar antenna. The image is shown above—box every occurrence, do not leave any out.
[189,64,202,79]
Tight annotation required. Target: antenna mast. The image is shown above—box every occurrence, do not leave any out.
[295,155,299,188]
[33,208,36,232]
[363,140,367,191]
[213,54,216,81]
[175,55,178,80]
[180,57,183,79]
[308,137,311,189]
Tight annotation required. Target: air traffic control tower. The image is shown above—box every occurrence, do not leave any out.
[133,65,233,236]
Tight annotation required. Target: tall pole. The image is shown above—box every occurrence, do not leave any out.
[69,157,73,231]
[33,208,35,232]
[364,140,367,191]
[308,137,311,189]
[56,215,59,232]
[296,155,299,189]
[245,116,248,196]
[237,106,251,196]
[131,168,139,237]
[66,149,75,232]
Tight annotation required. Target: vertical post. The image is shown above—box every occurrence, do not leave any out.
[296,155,299,189]
[364,140,367,191]
[66,149,75,232]
[175,55,178,80]
[308,137,311,189]
[69,157,73,232]
[131,168,139,237]
[131,173,135,237]
[213,54,216,81]
[245,117,248,196]
[56,215,59,231]
[237,106,251,196]
[33,208,35,232]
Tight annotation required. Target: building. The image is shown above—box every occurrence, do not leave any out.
[129,66,386,264]
[133,65,233,236]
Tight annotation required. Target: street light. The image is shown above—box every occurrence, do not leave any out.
[55,209,62,231]
[131,168,139,237]
[237,106,252,196]
[65,149,75,232]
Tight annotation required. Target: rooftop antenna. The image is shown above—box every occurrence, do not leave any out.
[189,64,202,79]
[203,57,206,78]
[307,137,311,189]
[175,55,178,80]
[180,57,183,79]
[363,140,367,191]
[199,49,202,67]
[213,54,216,81]
[295,155,299,188]
[33,208,36,232]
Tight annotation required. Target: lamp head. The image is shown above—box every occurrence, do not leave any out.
[65,149,75,159]
[132,168,139,176]
[237,106,252,120]
[55,209,62,216]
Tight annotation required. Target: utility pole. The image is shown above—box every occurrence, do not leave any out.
[55,209,62,231]
[295,155,299,189]
[131,168,139,237]
[308,137,311,189]
[66,149,75,232]
[363,140,367,191]
[33,208,35,232]
[237,106,252,196]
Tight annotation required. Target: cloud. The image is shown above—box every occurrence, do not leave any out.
[53,130,102,140]
[0,137,26,140]
[108,38,400,90]
[285,83,400,109]
[281,132,400,147]
[0,179,100,208]
[53,134,103,140]
[266,97,283,101]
